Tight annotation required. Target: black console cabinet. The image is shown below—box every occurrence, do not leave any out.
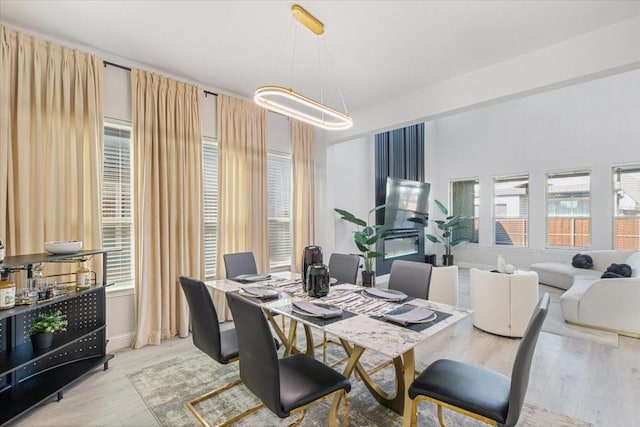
[0,249,114,425]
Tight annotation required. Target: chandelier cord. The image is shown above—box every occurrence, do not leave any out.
[322,37,349,115]
[271,19,295,86]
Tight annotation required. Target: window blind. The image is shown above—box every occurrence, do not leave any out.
[202,140,218,278]
[493,175,529,247]
[102,124,134,285]
[267,153,292,269]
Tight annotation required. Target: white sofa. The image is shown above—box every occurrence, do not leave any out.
[530,250,640,337]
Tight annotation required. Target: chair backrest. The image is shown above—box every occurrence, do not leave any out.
[388,260,433,299]
[223,251,258,278]
[226,291,283,416]
[328,253,360,284]
[179,275,225,363]
[505,292,550,426]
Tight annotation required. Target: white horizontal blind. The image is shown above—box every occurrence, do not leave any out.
[102,123,134,285]
[546,171,591,248]
[493,175,529,247]
[202,139,218,278]
[267,153,292,269]
[613,165,640,250]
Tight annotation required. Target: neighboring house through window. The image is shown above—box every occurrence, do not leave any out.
[546,171,591,248]
[493,175,529,247]
[613,165,640,250]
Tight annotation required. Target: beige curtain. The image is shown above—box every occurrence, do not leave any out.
[0,24,103,275]
[130,69,203,348]
[291,120,316,272]
[215,94,268,320]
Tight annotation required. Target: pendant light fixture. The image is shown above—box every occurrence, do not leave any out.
[254,4,353,131]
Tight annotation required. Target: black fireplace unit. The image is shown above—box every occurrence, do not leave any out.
[376,228,425,275]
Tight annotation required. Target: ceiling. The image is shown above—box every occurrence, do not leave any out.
[2,1,640,115]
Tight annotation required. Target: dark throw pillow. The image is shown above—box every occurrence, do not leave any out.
[601,263,633,279]
[572,254,594,269]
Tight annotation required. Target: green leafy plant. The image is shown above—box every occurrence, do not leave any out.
[29,310,68,335]
[335,204,390,273]
[425,199,467,257]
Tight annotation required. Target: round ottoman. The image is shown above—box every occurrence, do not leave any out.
[469,268,539,337]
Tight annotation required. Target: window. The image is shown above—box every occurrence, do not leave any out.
[493,175,529,247]
[613,165,640,250]
[102,123,134,286]
[450,179,479,244]
[202,139,219,278]
[546,171,591,248]
[267,153,292,269]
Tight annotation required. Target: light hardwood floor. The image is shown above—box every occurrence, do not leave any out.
[13,272,640,427]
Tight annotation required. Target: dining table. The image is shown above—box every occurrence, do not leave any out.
[206,272,470,427]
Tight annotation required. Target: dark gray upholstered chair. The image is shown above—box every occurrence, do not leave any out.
[405,293,550,427]
[328,253,360,285]
[179,276,261,426]
[223,251,257,279]
[388,260,433,300]
[226,291,351,426]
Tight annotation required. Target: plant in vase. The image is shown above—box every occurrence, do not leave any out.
[425,199,467,266]
[335,204,389,287]
[29,310,68,350]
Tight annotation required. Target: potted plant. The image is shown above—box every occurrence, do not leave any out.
[425,199,467,266]
[335,204,389,287]
[29,310,68,350]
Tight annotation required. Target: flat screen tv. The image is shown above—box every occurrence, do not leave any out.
[384,177,431,229]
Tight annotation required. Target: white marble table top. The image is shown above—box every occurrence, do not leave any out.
[206,273,470,359]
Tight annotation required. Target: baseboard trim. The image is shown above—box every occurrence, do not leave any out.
[107,332,134,352]
[565,320,639,339]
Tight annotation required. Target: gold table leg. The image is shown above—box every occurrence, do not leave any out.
[335,339,415,416]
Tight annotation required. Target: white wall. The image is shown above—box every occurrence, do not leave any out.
[430,68,640,269]
[327,69,640,272]
[326,135,375,258]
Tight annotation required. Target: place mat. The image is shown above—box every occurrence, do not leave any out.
[292,301,343,318]
[278,306,358,327]
[230,273,272,284]
[374,305,452,332]
[383,306,436,326]
[362,288,408,301]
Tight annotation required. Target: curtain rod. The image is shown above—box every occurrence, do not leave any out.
[104,60,218,97]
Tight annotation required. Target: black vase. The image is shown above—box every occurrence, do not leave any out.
[306,264,330,298]
[442,254,454,266]
[361,271,375,288]
[301,245,323,291]
[31,332,53,350]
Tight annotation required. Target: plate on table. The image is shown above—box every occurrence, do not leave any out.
[404,312,437,323]
[239,287,279,299]
[383,306,437,325]
[330,277,338,286]
[291,301,343,318]
[234,273,272,282]
[362,288,408,302]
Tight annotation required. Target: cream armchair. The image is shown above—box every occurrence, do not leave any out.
[469,268,539,337]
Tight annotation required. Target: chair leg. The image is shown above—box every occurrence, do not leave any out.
[342,389,349,426]
[437,404,446,427]
[187,378,264,427]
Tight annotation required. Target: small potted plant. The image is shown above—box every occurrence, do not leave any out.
[335,204,389,287]
[29,310,68,350]
[425,199,468,266]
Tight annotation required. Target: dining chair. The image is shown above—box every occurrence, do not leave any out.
[405,293,550,427]
[388,260,433,300]
[320,253,360,364]
[223,251,257,279]
[226,291,351,426]
[328,253,360,285]
[179,276,262,427]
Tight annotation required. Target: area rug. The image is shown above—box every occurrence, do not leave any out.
[128,349,593,427]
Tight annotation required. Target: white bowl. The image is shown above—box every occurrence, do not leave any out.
[45,240,83,254]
